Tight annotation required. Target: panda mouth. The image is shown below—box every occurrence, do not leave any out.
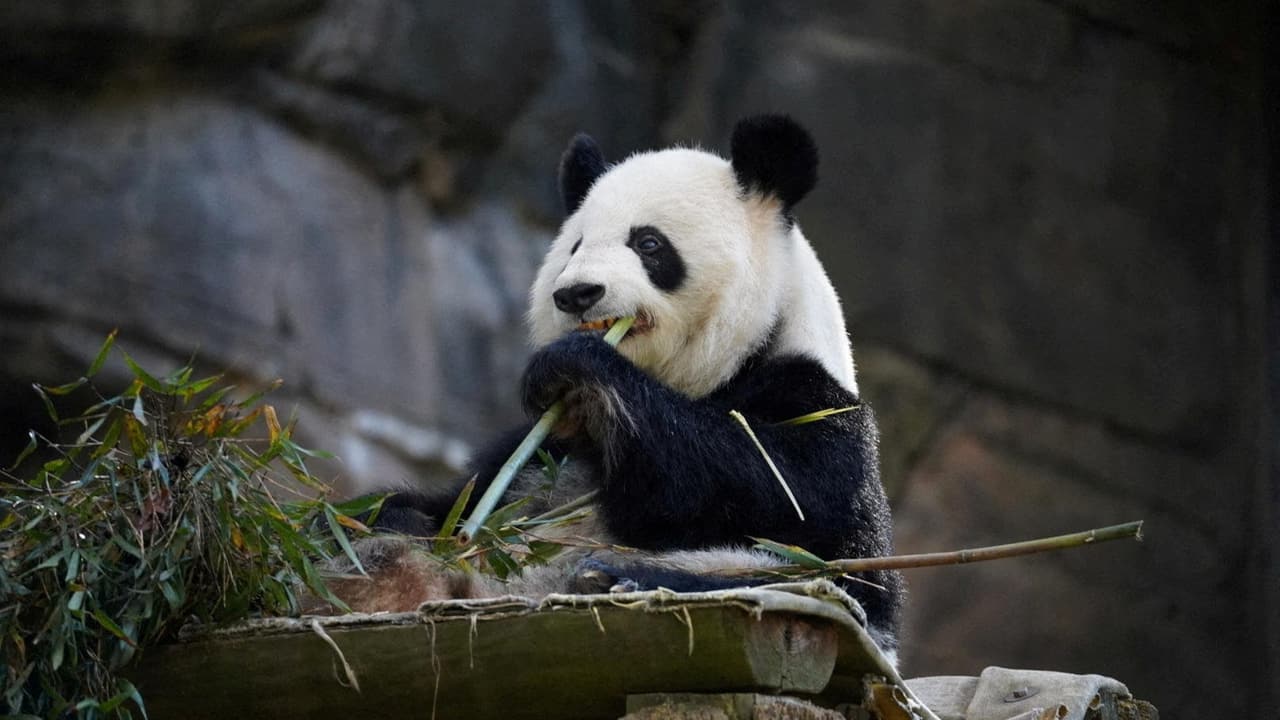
[577,313,653,335]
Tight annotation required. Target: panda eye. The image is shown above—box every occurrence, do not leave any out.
[635,233,662,253]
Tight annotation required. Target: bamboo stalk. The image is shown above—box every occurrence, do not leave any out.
[458,318,635,543]
[729,410,805,521]
[742,521,1144,576]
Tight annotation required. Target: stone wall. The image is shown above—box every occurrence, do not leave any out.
[0,2,1273,716]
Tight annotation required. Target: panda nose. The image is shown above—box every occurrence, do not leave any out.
[553,283,606,314]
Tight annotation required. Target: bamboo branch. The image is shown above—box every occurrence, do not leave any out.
[738,521,1144,576]
[459,319,635,543]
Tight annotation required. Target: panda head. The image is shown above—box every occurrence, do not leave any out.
[529,115,857,398]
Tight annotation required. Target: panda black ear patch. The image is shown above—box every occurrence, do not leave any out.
[559,133,608,216]
[730,115,818,214]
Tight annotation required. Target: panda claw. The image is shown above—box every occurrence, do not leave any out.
[571,564,617,594]
[574,557,642,594]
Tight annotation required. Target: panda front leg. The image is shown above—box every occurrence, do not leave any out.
[572,551,791,595]
[521,331,647,451]
[520,332,827,548]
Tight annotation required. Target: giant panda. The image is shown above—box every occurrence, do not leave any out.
[332,115,905,657]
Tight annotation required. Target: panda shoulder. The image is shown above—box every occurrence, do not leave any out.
[725,353,861,419]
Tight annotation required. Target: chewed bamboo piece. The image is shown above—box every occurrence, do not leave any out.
[458,317,636,543]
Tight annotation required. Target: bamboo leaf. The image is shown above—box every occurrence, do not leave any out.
[112,535,144,560]
[263,405,282,443]
[50,638,65,672]
[194,385,234,412]
[165,364,193,388]
[436,478,476,553]
[5,430,38,471]
[91,417,123,460]
[330,493,385,518]
[64,551,81,584]
[751,537,829,569]
[121,414,148,456]
[535,449,560,484]
[525,540,567,565]
[331,512,370,533]
[186,372,221,393]
[131,394,147,427]
[32,383,58,423]
[484,496,532,531]
[285,443,335,460]
[324,505,366,576]
[776,405,860,427]
[122,352,166,393]
[235,379,283,411]
[298,555,351,614]
[43,377,88,396]
[34,549,68,571]
[98,689,131,713]
[123,679,148,720]
[75,414,109,446]
[158,581,182,610]
[87,330,118,377]
[90,609,135,646]
[487,546,520,579]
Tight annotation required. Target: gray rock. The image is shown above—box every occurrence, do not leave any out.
[0,93,530,446]
[894,390,1250,717]
[707,3,1250,446]
[855,346,967,501]
[285,0,554,139]
[246,69,426,181]
[484,0,717,222]
[0,0,319,39]
[1048,0,1248,59]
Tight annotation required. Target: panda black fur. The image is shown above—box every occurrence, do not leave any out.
[348,115,905,657]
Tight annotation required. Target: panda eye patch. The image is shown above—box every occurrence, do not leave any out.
[626,225,685,292]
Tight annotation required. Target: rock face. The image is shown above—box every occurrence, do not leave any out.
[0,1,1274,716]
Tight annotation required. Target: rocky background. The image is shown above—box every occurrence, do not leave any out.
[1,1,1275,716]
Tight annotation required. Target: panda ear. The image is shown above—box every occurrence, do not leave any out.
[730,115,818,214]
[559,133,608,216]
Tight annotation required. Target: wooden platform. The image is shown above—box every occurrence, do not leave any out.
[130,582,904,720]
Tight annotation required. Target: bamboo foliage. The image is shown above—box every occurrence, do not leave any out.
[0,332,374,719]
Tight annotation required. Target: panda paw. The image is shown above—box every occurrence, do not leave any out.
[572,557,641,594]
[520,332,620,415]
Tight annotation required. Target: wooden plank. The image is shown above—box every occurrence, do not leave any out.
[624,693,847,719]
[130,600,840,720]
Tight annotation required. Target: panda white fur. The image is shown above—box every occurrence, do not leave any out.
[339,115,904,657]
